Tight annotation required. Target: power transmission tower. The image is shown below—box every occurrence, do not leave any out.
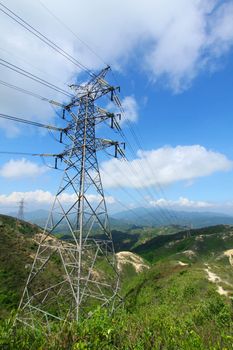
[16,67,124,328]
[17,198,25,221]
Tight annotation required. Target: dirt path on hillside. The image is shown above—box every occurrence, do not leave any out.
[204,264,232,296]
[116,251,149,273]
[224,249,233,266]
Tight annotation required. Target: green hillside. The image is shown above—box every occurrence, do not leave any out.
[0,216,233,349]
[133,225,233,298]
[0,215,76,319]
[0,215,43,318]
[133,225,233,263]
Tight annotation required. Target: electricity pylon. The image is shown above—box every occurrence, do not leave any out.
[16,67,124,328]
[17,198,25,221]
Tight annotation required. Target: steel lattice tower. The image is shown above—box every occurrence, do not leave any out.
[16,67,123,328]
[17,198,25,221]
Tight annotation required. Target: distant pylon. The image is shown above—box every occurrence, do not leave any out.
[16,67,124,328]
[17,198,25,221]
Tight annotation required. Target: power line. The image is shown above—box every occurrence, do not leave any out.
[0,58,73,97]
[0,113,67,132]
[0,151,61,157]
[0,2,96,78]
[0,79,65,107]
[111,91,180,225]
[0,0,178,226]
[105,190,155,227]
[38,0,109,68]
[0,46,69,88]
[101,94,176,225]
[102,159,164,226]
[110,116,177,225]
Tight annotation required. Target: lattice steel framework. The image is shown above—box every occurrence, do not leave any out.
[17,198,25,221]
[16,67,124,328]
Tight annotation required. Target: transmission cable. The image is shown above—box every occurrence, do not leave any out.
[0,79,65,107]
[0,151,60,157]
[0,2,96,78]
[38,0,109,68]
[104,190,155,228]
[112,92,180,225]
[110,119,176,225]
[0,46,69,88]
[104,91,176,224]
[0,113,67,132]
[0,58,73,97]
[101,158,164,226]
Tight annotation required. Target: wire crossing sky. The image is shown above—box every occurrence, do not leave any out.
[1,0,233,216]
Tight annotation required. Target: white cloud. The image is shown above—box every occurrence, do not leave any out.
[149,197,214,209]
[0,190,115,208]
[100,145,233,188]
[0,0,233,136]
[207,2,233,56]
[0,158,48,178]
[106,95,138,125]
[121,96,138,124]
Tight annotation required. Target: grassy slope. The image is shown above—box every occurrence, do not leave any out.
[0,215,42,318]
[1,260,232,349]
[0,217,233,349]
[133,225,233,296]
[133,225,233,262]
[0,215,65,319]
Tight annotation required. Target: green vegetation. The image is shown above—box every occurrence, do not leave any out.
[0,215,41,318]
[0,215,233,349]
[1,262,233,349]
[133,225,233,263]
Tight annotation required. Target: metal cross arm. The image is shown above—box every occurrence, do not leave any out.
[94,109,121,130]
[95,138,125,157]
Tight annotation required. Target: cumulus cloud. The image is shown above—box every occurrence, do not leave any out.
[100,145,233,188]
[1,0,233,136]
[0,158,48,178]
[121,96,138,124]
[0,190,115,208]
[149,197,214,209]
[107,95,138,125]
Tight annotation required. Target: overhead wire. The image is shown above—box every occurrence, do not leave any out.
[102,92,176,225]
[126,120,179,224]
[108,116,176,225]
[0,113,67,132]
[102,163,164,226]
[0,2,96,78]
[129,122,178,223]
[100,97,174,225]
[104,189,156,228]
[0,79,65,107]
[37,0,109,68]
[0,58,73,97]
[0,151,59,157]
[112,92,180,225]
[0,46,69,88]
[107,69,180,224]
[126,131,178,225]
[110,156,168,226]
[126,116,180,224]
[0,1,178,226]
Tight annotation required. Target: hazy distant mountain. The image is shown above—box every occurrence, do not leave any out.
[6,207,233,232]
[8,209,50,228]
[112,207,233,228]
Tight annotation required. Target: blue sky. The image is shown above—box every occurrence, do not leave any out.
[1,0,233,215]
